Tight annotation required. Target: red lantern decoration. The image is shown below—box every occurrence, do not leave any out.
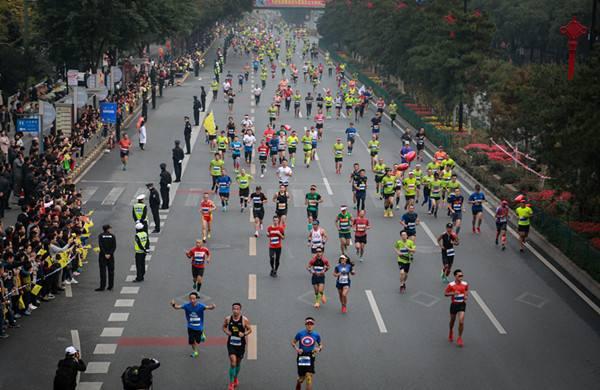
[367,1,374,9]
[444,13,457,39]
[514,194,525,203]
[560,16,588,81]
[396,1,408,10]
[473,9,482,18]
[398,163,410,171]
[405,151,417,162]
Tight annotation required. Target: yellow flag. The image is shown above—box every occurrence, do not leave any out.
[203,111,216,136]
[18,295,25,310]
[31,284,43,296]
[87,210,95,217]
[93,246,101,253]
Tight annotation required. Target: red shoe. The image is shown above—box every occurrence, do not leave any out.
[234,377,239,387]
[476,227,481,234]
[472,227,476,233]
[457,337,464,347]
[341,305,347,313]
[448,330,454,342]
[228,384,235,390]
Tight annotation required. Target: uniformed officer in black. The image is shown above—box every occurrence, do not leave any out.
[151,83,156,109]
[172,140,184,182]
[147,183,161,233]
[96,224,116,291]
[193,96,201,126]
[184,117,192,154]
[200,86,207,112]
[159,163,172,209]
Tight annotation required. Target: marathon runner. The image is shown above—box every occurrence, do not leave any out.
[306,248,330,309]
[353,168,367,211]
[267,215,285,277]
[437,223,460,283]
[345,122,357,155]
[170,292,216,358]
[302,128,313,168]
[444,269,468,347]
[468,184,486,233]
[257,138,269,178]
[242,129,256,165]
[447,188,465,234]
[209,153,225,192]
[287,130,299,168]
[236,168,253,212]
[292,317,322,390]
[199,192,216,242]
[307,220,328,254]
[333,138,344,175]
[222,303,252,390]
[216,170,232,212]
[394,230,416,293]
[515,199,533,252]
[352,209,370,261]
[335,205,353,255]
[495,200,510,250]
[333,254,355,313]
[429,172,443,217]
[305,185,323,221]
[368,135,380,170]
[119,134,132,171]
[400,204,420,241]
[381,168,397,218]
[230,135,242,173]
[250,186,267,238]
[185,239,211,292]
[273,184,291,226]
[276,159,293,188]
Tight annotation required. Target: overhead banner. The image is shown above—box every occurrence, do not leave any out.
[255,0,326,8]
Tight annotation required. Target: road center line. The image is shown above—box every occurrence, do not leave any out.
[471,290,507,334]
[314,152,333,195]
[248,274,257,300]
[365,290,388,333]
[71,329,81,385]
[65,284,73,298]
[249,237,256,256]
[247,325,257,360]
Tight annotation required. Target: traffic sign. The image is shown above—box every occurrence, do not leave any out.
[67,69,79,86]
[100,102,117,124]
[16,117,40,133]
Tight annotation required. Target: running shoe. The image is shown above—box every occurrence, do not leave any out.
[191,351,199,358]
[341,305,347,314]
[313,302,320,309]
[477,227,481,234]
[448,330,454,342]
[228,384,235,390]
[234,378,239,387]
[400,285,406,293]
[321,294,327,304]
[457,337,464,347]
[201,331,207,342]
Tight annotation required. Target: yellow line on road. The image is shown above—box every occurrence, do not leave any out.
[248,274,257,300]
[248,325,257,360]
[249,237,256,256]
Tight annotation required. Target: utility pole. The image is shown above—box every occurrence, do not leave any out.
[458,0,468,132]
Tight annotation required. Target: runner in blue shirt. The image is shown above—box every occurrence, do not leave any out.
[333,255,355,313]
[217,172,232,212]
[345,122,357,155]
[291,317,322,390]
[171,291,216,358]
[468,184,486,234]
[269,135,280,167]
[230,136,243,173]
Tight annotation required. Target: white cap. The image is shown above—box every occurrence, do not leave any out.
[137,194,145,200]
[65,346,77,355]
[135,222,144,230]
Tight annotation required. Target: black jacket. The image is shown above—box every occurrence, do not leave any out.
[149,188,161,209]
[53,357,86,390]
[184,122,192,138]
[98,233,116,256]
[159,170,172,188]
[172,146,184,162]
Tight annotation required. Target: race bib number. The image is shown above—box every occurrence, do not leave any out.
[298,356,312,366]
[229,336,242,346]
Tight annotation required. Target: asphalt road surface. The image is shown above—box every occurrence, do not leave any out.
[1,28,599,390]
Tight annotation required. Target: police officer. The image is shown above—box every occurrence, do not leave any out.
[132,194,148,233]
[200,86,207,112]
[95,224,116,291]
[184,116,192,154]
[172,140,185,182]
[159,163,172,209]
[147,183,161,233]
[193,96,201,126]
[133,222,149,282]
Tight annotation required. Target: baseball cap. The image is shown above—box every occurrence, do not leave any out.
[446,223,453,228]
[137,194,145,200]
[65,346,78,355]
[340,205,347,210]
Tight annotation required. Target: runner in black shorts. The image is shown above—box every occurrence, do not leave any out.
[223,303,252,390]
[292,317,322,390]
[250,186,267,237]
[306,248,330,308]
[273,184,290,226]
[437,223,459,283]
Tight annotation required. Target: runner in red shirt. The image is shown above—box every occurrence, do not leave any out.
[352,210,371,262]
[263,125,275,143]
[314,111,325,140]
[267,215,285,277]
[185,239,211,292]
[257,139,270,178]
[444,269,469,347]
[199,192,216,242]
[118,134,132,171]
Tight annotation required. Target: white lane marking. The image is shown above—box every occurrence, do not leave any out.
[365,290,388,333]
[248,274,257,300]
[249,237,256,256]
[148,246,155,252]
[251,108,255,114]
[471,290,507,334]
[149,221,165,228]
[65,284,73,298]
[130,264,148,272]
[108,313,129,322]
[84,362,111,374]
[130,187,146,205]
[421,221,438,246]
[322,177,333,195]
[159,214,168,219]
[114,299,135,307]
[185,193,201,207]
[146,255,152,261]
[93,344,117,354]
[71,329,82,385]
[120,287,139,294]
[125,275,136,282]
[250,163,256,175]
[101,187,125,205]
[249,207,254,222]
[100,327,124,337]
[314,152,333,195]
[159,209,169,214]
[248,325,258,360]
[149,236,159,243]
[314,153,319,161]
[81,186,98,204]
[77,382,103,390]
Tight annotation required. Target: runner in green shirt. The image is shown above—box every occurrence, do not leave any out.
[305,185,323,221]
[335,205,353,255]
[394,230,416,293]
[210,153,225,192]
[381,168,397,218]
[333,138,344,175]
[236,169,253,212]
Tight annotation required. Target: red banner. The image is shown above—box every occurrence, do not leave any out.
[255,0,326,8]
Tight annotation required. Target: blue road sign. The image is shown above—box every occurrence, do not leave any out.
[100,102,118,124]
[16,117,40,133]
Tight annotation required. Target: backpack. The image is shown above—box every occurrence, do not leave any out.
[121,366,142,389]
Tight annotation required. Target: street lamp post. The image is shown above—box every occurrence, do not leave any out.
[458,0,468,132]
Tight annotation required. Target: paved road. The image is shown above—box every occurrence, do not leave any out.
[1,25,599,390]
